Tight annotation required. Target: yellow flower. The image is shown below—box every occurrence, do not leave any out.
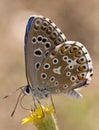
[22,105,54,125]
[22,105,58,130]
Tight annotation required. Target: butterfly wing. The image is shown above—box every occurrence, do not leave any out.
[37,41,93,98]
[24,15,67,88]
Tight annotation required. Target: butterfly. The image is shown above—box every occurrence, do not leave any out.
[7,15,93,116]
[23,15,93,99]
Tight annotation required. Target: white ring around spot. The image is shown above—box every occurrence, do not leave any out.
[52,58,59,64]
[32,37,37,44]
[70,76,77,82]
[50,76,55,82]
[66,71,71,77]
[63,56,68,61]
[63,84,68,88]
[43,63,50,69]
[41,73,47,79]
[54,81,59,86]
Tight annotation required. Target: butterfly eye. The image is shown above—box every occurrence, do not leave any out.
[34,18,42,29]
[24,85,31,95]
[25,86,30,93]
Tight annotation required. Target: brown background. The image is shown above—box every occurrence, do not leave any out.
[0,0,99,130]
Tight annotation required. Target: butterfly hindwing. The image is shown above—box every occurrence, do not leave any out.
[37,41,93,97]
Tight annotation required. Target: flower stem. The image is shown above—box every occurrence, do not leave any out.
[36,114,58,130]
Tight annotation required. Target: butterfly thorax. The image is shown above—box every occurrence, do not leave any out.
[23,84,51,99]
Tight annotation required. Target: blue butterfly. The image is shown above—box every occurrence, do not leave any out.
[23,15,93,99]
[5,15,93,116]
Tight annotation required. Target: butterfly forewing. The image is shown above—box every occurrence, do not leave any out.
[24,15,67,88]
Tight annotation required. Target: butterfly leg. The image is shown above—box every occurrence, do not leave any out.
[50,94,56,113]
[31,94,37,111]
[36,98,45,117]
[11,91,23,117]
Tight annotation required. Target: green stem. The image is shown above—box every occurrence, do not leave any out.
[35,114,59,130]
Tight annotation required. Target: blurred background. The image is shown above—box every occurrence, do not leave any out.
[0,0,98,130]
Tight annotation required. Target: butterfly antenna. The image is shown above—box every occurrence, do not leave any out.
[2,86,24,99]
[11,91,23,117]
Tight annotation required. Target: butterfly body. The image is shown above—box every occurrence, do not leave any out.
[24,15,93,99]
